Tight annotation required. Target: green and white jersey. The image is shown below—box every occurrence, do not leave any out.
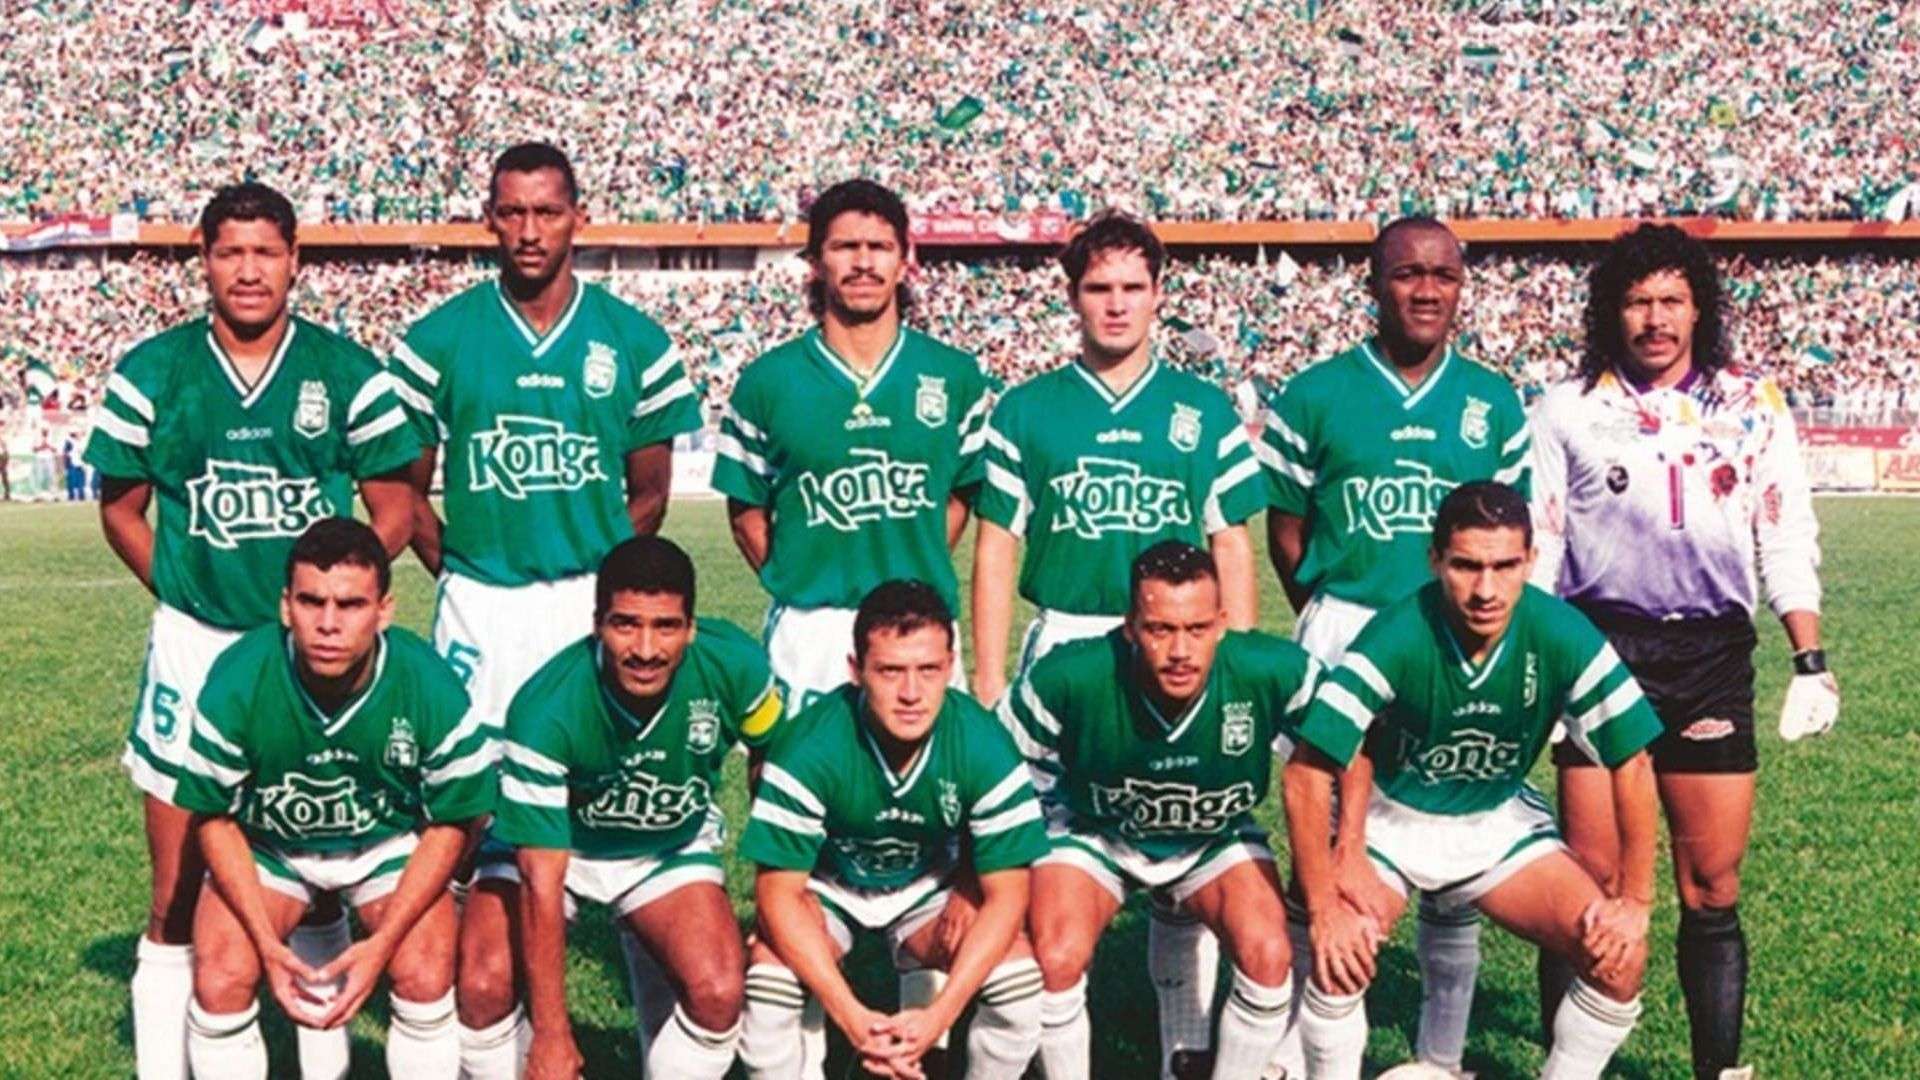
[173,626,495,852]
[84,317,421,629]
[1262,340,1531,609]
[389,279,703,586]
[492,619,783,860]
[1297,583,1661,815]
[977,359,1265,615]
[739,685,1049,891]
[1000,629,1318,859]
[710,327,993,611]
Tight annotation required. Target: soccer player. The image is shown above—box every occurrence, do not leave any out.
[469,535,783,1079]
[711,178,995,715]
[737,580,1050,1080]
[1529,224,1835,1080]
[1001,541,1318,1079]
[1259,216,1531,1077]
[172,518,494,1078]
[1285,483,1661,1080]
[384,141,704,1069]
[84,181,420,1080]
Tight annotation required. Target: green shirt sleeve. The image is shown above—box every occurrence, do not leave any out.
[709,370,774,507]
[1557,621,1663,768]
[492,690,572,850]
[1492,385,1532,497]
[962,710,1050,873]
[173,650,254,816]
[625,315,704,450]
[738,751,828,872]
[995,660,1065,811]
[83,353,159,480]
[415,666,496,824]
[1261,378,1317,515]
[1295,618,1398,766]
[974,393,1031,536]
[952,359,994,491]
[714,625,784,750]
[339,346,424,479]
[388,323,447,448]
[1203,391,1265,532]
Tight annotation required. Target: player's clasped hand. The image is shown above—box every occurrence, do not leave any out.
[1311,900,1383,996]
[259,940,329,1028]
[523,1029,586,1080]
[1332,848,1399,929]
[1778,671,1840,742]
[1580,896,1651,981]
[309,935,397,1029]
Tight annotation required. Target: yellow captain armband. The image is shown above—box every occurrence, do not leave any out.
[741,685,784,741]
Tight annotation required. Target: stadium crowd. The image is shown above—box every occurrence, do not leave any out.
[2,0,1915,225]
[4,249,1917,434]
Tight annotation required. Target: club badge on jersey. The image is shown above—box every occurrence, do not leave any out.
[295,380,329,439]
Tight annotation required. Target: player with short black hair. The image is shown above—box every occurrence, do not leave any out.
[1001,541,1317,1079]
[471,535,782,1078]
[86,181,421,1080]
[738,580,1050,1080]
[1286,483,1661,1080]
[1530,223,1834,1080]
[173,518,493,1078]
[801,178,914,318]
[1258,216,1531,1077]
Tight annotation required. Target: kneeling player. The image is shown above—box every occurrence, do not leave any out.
[173,519,494,1077]
[464,536,784,1079]
[738,580,1050,1080]
[1284,483,1661,1080]
[1001,541,1317,1079]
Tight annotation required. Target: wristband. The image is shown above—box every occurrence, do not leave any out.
[1791,648,1827,676]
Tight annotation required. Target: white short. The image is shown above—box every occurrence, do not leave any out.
[1293,593,1378,667]
[473,812,727,921]
[253,831,420,909]
[123,603,246,804]
[434,571,595,726]
[809,871,951,965]
[1038,819,1275,909]
[765,603,966,718]
[1363,787,1565,913]
[1012,609,1123,683]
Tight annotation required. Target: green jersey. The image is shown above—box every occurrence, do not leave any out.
[390,279,703,586]
[1000,629,1318,859]
[492,619,783,860]
[84,317,421,629]
[710,327,993,611]
[739,685,1049,891]
[1297,583,1661,815]
[1263,340,1531,609]
[977,359,1266,615]
[174,626,495,852]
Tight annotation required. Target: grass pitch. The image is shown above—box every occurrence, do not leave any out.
[1,497,1915,1077]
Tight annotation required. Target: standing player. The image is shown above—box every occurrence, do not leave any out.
[1259,217,1531,1077]
[1529,224,1835,1080]
[384,141,704,1069]
[1286,483,1662,1080]
[1000,542,1318,1079]
[84,182,420,1080]
[710,178,995,714]
[172,518,494,1078]
[472,536,783,1079]
[737,580,1051,1080]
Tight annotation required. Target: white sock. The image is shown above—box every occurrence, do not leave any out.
[1266,907,1314,1080]
[1149,907,1219,1076]
[457,1003,525,1080]
[1300,982,1367,1080]
[899,966,950,1050]
[186,997,267,1080]
[740,963,806,1080]
[387,989,459,1077]
[647,1002,740,1080]
[799,994,826,1080]
[1212,966,1293,1078]
[1037,975,1091,1080]
[965,958,1044,1080]
[132,937,193,1080]
[619,923,676,1059]
[289,913,353,1080]
[1541,979,1641,1080]
[1414,898,1481,1072]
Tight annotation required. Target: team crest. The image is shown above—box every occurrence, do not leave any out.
[1460,396,1491,449]
[384,717,418,769]
[1168,403,1203,453]
[1221,701,1255,756]
[915,375,949,428]
[582,341,618,399]
[937,778,962,828]
[294,380,329,439]
[686,698,721,754]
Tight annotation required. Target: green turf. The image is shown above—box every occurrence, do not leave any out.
[1,497,1915,1077]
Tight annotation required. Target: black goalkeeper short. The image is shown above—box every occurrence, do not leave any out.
[1552,607,1759,774]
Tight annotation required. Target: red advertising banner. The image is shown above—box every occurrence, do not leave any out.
[1801,426,1920,450]
[1875,449,1920,492]
[908,212,1073,247]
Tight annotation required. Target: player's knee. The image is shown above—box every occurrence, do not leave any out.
[1231,928,1292,987]
[679,962,746,1032]
[455,938,517,1026]
[1032,932,1093,991]
[1585,944,1646,1003]
[389,939,456,1004]
[191,939,260,1013]
[1678,868,1741,910]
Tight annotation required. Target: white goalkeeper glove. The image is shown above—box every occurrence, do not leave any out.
[1778,649,1839,742]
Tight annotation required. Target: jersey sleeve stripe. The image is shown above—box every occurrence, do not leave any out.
[971,767,1031,815]
[426,706,492,764]
[1265,412,1309,454]
[759,763,826,815]
[985,425,1023,464]
[388,377,436,418]
[182,747,246,787]
[719,402,767,444]
[634,376,698,419]
[347,371,402,423]
[422,749,494,786]
[347,407,408,447]
[1208,456,1262,502]
[1216,424,1250,459]
[985,462,1028,506]
[504,740,567,778]
[1568,677,1646,733]
[971,799,1042,838]
[93,408,150,448]
[1017,680,1063,737]
[714,433,773,479]
[749,799,824,836]
[957,393,993,435]
[192,715,248,759]
[1315,681,1375,728]
[1286,656,1322,715]
[640,349,682,388]
[1568,644,1624,703]
[500,775,568,809]
[1493,461,1528,485]
[391,341,439,388]
[107,373,155,421]
[1343,654,1393,702]
[1266,453,1314,488]
[1502,427,1532,455]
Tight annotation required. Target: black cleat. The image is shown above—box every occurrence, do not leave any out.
[1169,1048,1216,1080]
